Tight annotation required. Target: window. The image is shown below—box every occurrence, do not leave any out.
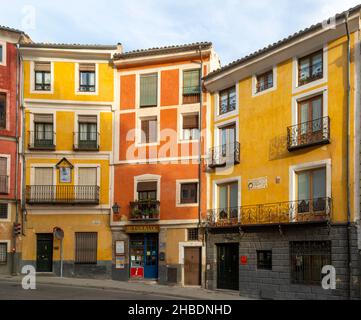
[219,86,236,115]
[0,44,3,63]
[0,243,7,264]
[188,228,199,241]
[0,93,6,129]
[256,70,273,93]
[183,69,200,104]
[182,113,199,140]
[79,64,96,92]
[0,203,8,219]
[297,167,326,213]
[140,117,157,144]
[77,115,98,149]
[0,157,8,194]
[137,181,157,200]
[140,73,157,107]
[218,181,238,219]
[298,95,323,130]
[298,50,323,86]
[33,114,54,148]
[257,250,272,270]
[75,232,97,264]
[290,241,331,285]
[34,62,51,91]
[180,183,198,204]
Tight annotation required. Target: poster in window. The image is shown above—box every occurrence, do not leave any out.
[115,240,125,254]
[59,167,71,183]
[115,255,125,270]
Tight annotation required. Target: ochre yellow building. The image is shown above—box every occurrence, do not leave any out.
[203,9,361,299]
[20,43,120,277]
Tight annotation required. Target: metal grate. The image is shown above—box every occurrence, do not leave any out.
[257,250,272,270]
[75,232,97,264]
[0,203,8,219]
[0,243,7,264]
[290,241,331,285]
[187,228,199,241]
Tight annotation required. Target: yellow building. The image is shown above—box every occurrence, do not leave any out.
[20,43,120,277]
[203,7,361,299]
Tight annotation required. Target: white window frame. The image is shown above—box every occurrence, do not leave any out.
[178,110,200,143]
[30,60,54,94]
[0,41,6,66]
[252,66,277,97]
[134,174,161,202]
[0,154,10,195]
[75,62,99,95]
[213,117,239,148]
[74,165,101,187]
[136,112,160,147]
[0,240,10,263]
[29,111,57,148]
[137,71,160,109]
[292,45,328,94]
[30,164,56,186]
[0,203,11,222]
[176,179,199,207]
[180,67,201,107]
[73,112,100,148]
[214,82,239,122]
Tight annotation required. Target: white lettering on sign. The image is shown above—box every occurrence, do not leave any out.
[248,177,268,190]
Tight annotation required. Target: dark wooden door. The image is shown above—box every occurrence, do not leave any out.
[217,243,239,290]
[184,247,201,285]
[36,234,53,272]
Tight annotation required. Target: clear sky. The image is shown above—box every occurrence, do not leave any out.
[1,0,360,65]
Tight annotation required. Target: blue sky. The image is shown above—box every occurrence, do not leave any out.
[0,0,360,65]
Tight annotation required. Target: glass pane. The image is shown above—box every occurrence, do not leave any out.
[312,168,326,199]
[183,70,200,93]
[80,72,88,85]
[219,185,228,210]
[229,88,236,111]
[298,172,310,200]
[299,58,310,80]
[88,73,95,86]
[149,119,157,143]
[230,183,238,208]
[35,124,44,139]
[79,123,87,140]
[312,54,322,76]
[89,124,97,140]
[300,103,309,135]
[312,98,322,132]
[191,128,199,140]
[35,72,43,84]
[220,93,228,114]
[44,124,53,140]
[44,72,51,84]
[183,129,190,140]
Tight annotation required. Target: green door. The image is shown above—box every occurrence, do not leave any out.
[36,234,53,272]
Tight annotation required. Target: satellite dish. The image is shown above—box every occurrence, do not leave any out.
[53,227,64,240]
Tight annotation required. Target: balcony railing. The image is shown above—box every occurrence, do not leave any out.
[129,199,160,221]
[73,132,99,151]
[208,142,240,168]
[207,197,331,227]
[183,86,201,104]
[0,175,9,194]
[287,117,330,151]
[26,185,100,204]
[28,131,56,150]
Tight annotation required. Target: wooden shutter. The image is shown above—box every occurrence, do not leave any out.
[78,167,97,186]
[183,114,199,129]
[78,115,97,123]
[140,73,157,107]
[75,232,97,264]
[79,63,95,72]
[34,62,51,72]
[34,114,53,123]
[137,181,157,192]
[0,158,7,175]
[34,167,53,185]
[183,69,200,94]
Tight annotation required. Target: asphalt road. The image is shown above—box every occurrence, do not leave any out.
[0,280,184,300]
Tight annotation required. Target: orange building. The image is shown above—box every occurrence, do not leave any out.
[111,43,220,285]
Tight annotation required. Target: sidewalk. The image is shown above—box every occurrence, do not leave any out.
[0,274,253,300]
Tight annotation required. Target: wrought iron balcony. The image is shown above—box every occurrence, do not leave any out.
[182,86,201,104]
[26,185,100,204]
[287,117,330,151]
[28,131,56,150]
[0,175,9,194]
[208,142,240,168]
[73,132,99,151]
[207,197,331,227]
[129,199,160,221]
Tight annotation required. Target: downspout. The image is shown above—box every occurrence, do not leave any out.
[198,45,203,229]
[345,12,352,300]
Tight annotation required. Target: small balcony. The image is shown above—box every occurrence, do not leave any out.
[207,197,331,227]
[208,142,240,168]
[129,199,160,221]
[73,132,100,151]
[0,175,9,194]
[28,131,56,150]
[287,117,330,151]
[182,86,201,104]
[26,185,100,204]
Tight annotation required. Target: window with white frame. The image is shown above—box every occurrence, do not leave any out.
[256,70,273,93]
[140,73,157,108]
[219,86,236,115]
[34,62,51,91]
[140,116,158,144]
[0,157,8,194]
[0,242,7,264]
[79,64,96,92]
[298,50,323,86]
[182,113,199,140]
[180,182,198,204]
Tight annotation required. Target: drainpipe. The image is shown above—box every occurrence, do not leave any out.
[198,45,203,230]
[344,11,352,300]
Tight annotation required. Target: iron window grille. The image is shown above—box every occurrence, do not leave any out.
[75,232,98,264]
[257,250,272,270]
[290,241,331,285]
[0,243,7,264]
[0,203,8,219]
[187,228,199,241]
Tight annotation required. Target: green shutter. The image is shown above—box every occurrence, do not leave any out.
[183,69,200,94]
[140,73,157,107]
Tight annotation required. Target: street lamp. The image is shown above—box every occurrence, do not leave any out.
[112,202,120,215]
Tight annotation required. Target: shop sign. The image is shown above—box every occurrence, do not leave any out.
[115,255,125,270]
[130,267,144,278]
[125,225,159,233]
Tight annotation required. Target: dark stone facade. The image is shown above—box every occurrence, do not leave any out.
[206,223,361,300]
